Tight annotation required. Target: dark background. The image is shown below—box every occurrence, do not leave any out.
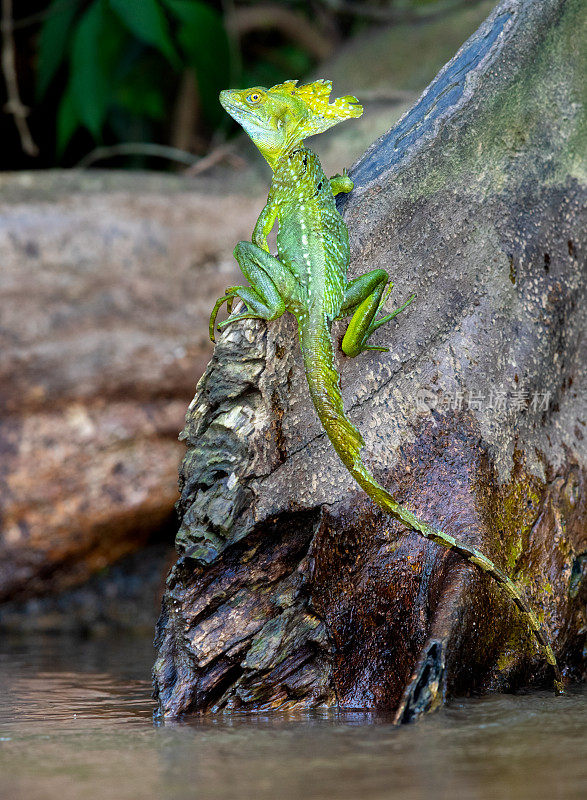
[1,0,484,171]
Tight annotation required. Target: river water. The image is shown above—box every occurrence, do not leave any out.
[0,634,585,800]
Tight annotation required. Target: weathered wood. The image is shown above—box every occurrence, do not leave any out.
[154,0,586,718]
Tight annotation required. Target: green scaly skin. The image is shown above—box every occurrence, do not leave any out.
[210,79,563,693]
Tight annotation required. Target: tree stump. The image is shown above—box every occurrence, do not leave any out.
[153,0,586,719]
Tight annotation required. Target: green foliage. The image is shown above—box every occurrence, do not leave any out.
[34,0,452,162]
[70,0,119,138]
[36,0,78,99]
[110,0,179,66]
[37,0,233,155]
[164,0,230,127]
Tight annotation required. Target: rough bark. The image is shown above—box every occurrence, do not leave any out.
[151,0,583,718]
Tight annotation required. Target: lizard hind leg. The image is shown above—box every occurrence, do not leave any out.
[340,269,414,358]
[209,241,298,342]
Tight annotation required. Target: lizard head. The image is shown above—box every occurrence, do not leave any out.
[220,79,362,167]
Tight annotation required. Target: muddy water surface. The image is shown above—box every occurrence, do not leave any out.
[0,635,585,800]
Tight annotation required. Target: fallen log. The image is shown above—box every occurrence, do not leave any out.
[0,171,261,601]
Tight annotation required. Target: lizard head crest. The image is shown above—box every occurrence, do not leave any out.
[219,79,362,166]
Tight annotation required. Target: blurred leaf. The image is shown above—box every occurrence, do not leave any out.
[37,0,80,99]
[110,0,179,67]
[164,0,231,125]
[56,82,79,155]
[70,0,127,138]
[70,0,109,136]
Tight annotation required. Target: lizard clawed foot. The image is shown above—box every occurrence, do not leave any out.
[343,288,415,356]
[209,288,241,342]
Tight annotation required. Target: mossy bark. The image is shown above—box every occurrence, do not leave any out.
[154,0,586,719]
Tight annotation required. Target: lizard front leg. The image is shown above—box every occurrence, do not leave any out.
[340,269,414,357]
[252,200,278,252]
[209,241,298,341]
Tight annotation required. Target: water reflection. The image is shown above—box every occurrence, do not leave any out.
[0,635,585,800]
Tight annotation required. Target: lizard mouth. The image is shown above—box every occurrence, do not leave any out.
[219,92,265,131]
[219,90,235,109]
[219,92,248,126]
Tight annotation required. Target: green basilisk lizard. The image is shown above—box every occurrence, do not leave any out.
[209,79,563,693]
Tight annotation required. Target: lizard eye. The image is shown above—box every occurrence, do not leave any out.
[247,92,262,104]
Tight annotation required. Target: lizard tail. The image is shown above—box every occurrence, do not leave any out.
[300,320,563,692]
